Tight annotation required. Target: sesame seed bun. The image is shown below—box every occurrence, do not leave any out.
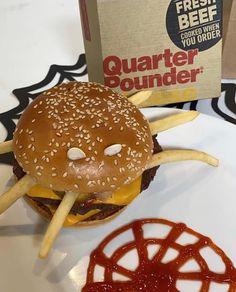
[13,135,161,228]
[12,82,153,194]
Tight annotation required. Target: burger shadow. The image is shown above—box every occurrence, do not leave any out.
[34,161,217,285]
[0,222,46,237]
[0,198,47,238]
[3,136,217,285]
[35,170,210,285]
[0,162,216,286]
[33,225,106,284]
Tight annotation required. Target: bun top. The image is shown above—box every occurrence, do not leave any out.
[13,82,153,193]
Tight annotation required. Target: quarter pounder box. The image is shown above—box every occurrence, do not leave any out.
[79,0,222,105]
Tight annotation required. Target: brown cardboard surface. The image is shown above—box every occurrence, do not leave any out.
[80,0,222,104]
[222,0,236,78]
[223,0,233,46]
[79,0,104,84]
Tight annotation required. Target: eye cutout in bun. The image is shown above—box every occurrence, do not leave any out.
[13,82,153,193]
[104,144,122,156]
[67,147,86,160]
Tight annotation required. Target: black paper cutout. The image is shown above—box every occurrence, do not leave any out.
[164,100,198,111]
[0,54,235,167]
[212,83,236,124]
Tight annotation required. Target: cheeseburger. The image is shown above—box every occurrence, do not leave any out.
[0,81,218,258]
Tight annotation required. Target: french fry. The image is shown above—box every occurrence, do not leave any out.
[39,191,79,259]
[149,111,199,135]
[0,175,35,214]
[148,150,219,169]
[128,90,153,107]
[0,140,13,154]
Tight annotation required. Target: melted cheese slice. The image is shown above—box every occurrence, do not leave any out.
[26,177,142,226]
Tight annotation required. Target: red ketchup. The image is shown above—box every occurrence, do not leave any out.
[82,219,236,291]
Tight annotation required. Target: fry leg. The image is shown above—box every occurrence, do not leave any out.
[129,91,153,107]
[149,111,199,135]
[39,191,79,259]
[0,175,35,214]
[0,140,13,154]
[148,150,219,169]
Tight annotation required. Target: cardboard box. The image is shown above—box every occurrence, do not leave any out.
[80,0,223,105]
[222,0,236,78]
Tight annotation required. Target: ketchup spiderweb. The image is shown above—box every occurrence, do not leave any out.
[83,218,236,292]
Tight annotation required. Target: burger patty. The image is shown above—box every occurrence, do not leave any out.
[141,135,161,191]
[13,135,162,221]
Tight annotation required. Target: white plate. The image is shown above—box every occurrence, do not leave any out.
[1,108,236,292]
